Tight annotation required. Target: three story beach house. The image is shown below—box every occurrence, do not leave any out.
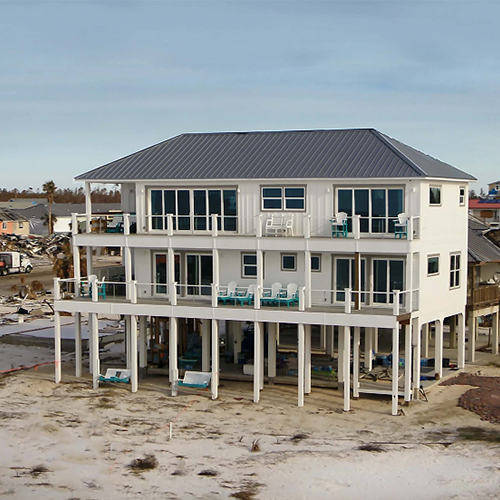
[53,128,476,415]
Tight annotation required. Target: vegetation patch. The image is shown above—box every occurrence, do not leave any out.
[457,426,500,443]
[127,454,158,472]
[358,443,386,453]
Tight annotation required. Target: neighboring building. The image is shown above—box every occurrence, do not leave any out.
[467,216,500,360]
[53,128,477,415]
[0,209,29,236]
[0,198,44,210]
[469,199,500,225]
[17,203,121,235]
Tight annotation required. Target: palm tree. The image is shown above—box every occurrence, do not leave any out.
[43,180,57,234]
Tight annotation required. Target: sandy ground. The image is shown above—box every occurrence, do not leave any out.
[1,340,500,500]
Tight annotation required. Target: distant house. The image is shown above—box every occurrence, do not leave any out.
[469,199,500,225]
[0,209,29,236]
[467,215,500,359]
[17,203,122,235]
[0,198,44,210]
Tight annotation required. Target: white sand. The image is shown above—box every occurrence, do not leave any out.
[0,339,499,500]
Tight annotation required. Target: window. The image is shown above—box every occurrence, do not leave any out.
[150,188,237,232]
[19,222,23,229]
[428,255,439,275]
[311,254,321,272]
[242,254,257,278]
[430,186,441,205]
[459,187,466,206]
[373,259,404,304]
[262,187,305,211]
[336,187,404,233]
[281,253,297,271]
[1,222,6,230]
[450,253,460,288]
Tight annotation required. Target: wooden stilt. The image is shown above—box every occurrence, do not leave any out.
[404,324,412,402]
[458,313,466,368]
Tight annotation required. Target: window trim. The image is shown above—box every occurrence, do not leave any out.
[450,252,461,289]
[241,252,258,279]
[1,222,7,230]
[311,254,321,272]
[281,253,297,272]
[459,186,466,206]
[427,254,440,276]
[429,185,442,206]
[261,186,306,212]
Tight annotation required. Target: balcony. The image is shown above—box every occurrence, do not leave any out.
[72,213,420,241]
[467,284,500,310]
[55,277,419,319]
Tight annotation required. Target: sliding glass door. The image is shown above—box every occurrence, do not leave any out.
[373,259,404,304]
[187,254,213,296]
[335,258,366,302]
[154,252,180,295]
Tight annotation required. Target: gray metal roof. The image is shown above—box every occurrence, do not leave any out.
[17,203,122,219]
[76,128,475,182]
[0,209,28,222]
[468,216,500,263]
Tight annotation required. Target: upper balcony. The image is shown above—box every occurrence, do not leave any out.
[71,212,420,244]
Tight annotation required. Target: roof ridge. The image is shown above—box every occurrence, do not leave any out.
[370,130,427,177]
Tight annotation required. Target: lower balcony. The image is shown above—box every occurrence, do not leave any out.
[54,277,419,319]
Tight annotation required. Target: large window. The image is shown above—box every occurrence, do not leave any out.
[335,258,366,302]
[150,188,237,232]
[336,188,404,233]
[262,187,305,211]
[373,259,404,304]
[450,253,460,288]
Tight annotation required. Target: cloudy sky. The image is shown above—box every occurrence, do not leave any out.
[0,0,498,192]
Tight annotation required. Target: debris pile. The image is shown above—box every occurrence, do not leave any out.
[0,233,71,258]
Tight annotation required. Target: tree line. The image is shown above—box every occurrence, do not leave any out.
[0,186,121,203]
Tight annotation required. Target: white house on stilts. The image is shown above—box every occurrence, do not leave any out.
[53,128,477,415]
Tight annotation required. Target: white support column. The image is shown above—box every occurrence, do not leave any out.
[449,315,457,349]
[305,250,312,309]
[139,316,147,371]
[421,323,429,359]
[458,313,466,369]
[212,247,220,290]
[211,319,219,400]
[86,246,93,277]
[338,326,344,383]
[435,319,443,379]
[353,327,360,399]
[412,318,421,400]
[404,324,412,403]
[91,312,99,390]
[268,323,277,381]
[373,327,379,354]
[85,181,91,233]
[125,316,131,370]
[305,324,312,395]
[343,326,351,412]
[256,250,264,291]
[54,311,61,384]
[88,314,94,374]
[124,246,132,300]
[169,317,178,396]
[201,320,210,372]
[233,322,242,364]
[253,321,261,403]
[75,312,82,377]
[326,325,334,358]
[364,327,373,371]
[492,310,499,356]
[130,315,138,393]
[260,323,264,390]
[73,245,81,297]
[391,325,399,416]
[467,312,476,363]
[298,323,305,407]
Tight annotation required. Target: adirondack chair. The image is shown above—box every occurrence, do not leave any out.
[265,214,284,236]
[99,368,131,383]
[177,371,212,388]
[260,282,282,306]
[277,283,299,307]
[283,215,294,236]
[394,213,409,239]
[330,212,348,237]
[235,284,256,306]
[218,281,238,304]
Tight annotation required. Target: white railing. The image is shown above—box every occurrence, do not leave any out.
[55,278,418,316]
[71,213,136,236]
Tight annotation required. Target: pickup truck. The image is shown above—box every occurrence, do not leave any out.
[0,252,33,276]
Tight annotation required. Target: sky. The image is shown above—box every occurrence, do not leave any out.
[0,0,498,193]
